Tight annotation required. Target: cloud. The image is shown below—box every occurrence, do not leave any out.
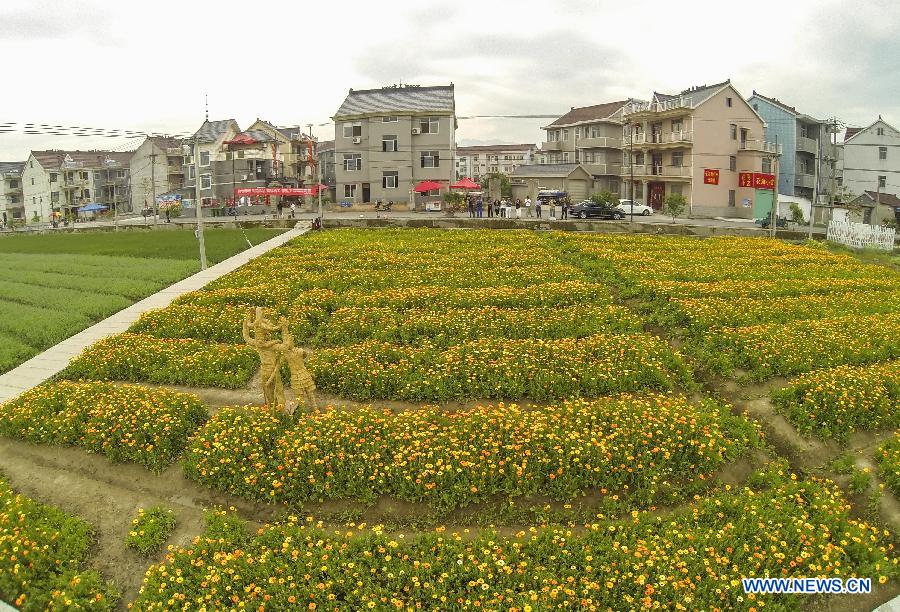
[0,2,122,46]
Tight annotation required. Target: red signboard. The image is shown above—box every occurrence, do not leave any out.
[752,173,776,189]
[703,169,720,185]
[234,187,319,196]
[739,172,753,188]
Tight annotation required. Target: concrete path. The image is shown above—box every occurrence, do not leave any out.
[0,222,310,403]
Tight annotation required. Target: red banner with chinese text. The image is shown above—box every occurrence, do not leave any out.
[752,173,776,189]
[739,172,753,188]
[703,169,719,185]
[234,187,318,196]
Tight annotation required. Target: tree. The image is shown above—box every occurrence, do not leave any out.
[789,202,805,225]
[442,191,465,216]
[590,191,618,207]
[662,193,687,222]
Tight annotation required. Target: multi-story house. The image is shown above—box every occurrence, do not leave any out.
[621,80,778,218]
[333,84,456,204]
[316,140,336,201]
[540,101,629,194]
[0,162,25,224]
[22,150,134,222]
[747,92,833,204]
[841,117,900,199]
[181,119,241,207]
[129,136,186,212]
[455,144,535,181]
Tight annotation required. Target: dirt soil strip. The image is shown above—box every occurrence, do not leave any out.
[0,437,280,607]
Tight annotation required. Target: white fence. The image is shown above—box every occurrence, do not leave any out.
[826,220,896,251]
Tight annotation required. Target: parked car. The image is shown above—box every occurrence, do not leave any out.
[570,200,626,220]
[616,199,653,216]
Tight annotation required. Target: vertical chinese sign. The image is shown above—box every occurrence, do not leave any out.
[703,169,720,185]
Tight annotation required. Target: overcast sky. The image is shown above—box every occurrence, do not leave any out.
[1,0,898,160]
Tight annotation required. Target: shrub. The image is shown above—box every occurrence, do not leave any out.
[875,434,900,497]
[126,507,177,555]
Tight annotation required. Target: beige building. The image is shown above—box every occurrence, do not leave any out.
[621,80,777,218]
[129,136,186,212]
[456,144,535,181]
[0,162,25,224]
[333,84,456,204]
[540,101,630,194]
[22,150,134,222]
[182,119,241,207]
[510,163,593,202]
[847,190,900,226]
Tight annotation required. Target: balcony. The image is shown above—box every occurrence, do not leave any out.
[794,172,816,189]
[166,147,183,156]
[739,139,782,155]
[620,164,647,176]
[541,141,566,152]
[619,164,690,178]
[578,136,621,149]
[168,166,184,175]
[583,163,623,176]
[796,135,818,155]
[623,96,693,116]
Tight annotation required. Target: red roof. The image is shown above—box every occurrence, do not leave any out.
[844,127,862,141]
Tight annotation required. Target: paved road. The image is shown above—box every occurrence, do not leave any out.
[0,223,310,403]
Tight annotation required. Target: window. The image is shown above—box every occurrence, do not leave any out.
[225,151,233,161]
[670,184,683,196]
[8,179,17,188]
[671,119,683,133]
[343,184,356,198]
[753,103,758,111]
[563,152,570,163]
[879,175,886,188]
[419,117,439,134]
[81,171,89,181]
[188,166,196,180]
[877,127,884,136]
[31,178,34,185]
[729,156,737,171]
[726,97,733,107]
[343,154,362,171]
[382,135,398,152]
[420,151,439,168]
[49,173,57,183]
[879,146,887,160]
[575,127,582,139]
[200,151,210,166]
[729,124,737,140]
[728,190,736,207]
[342,122,362,138]
[562,129,569,141]
[201,174,211,190]
[382,116,398,123]
[116,170,126,179]
[762,157,772,173]
[238,151,245,159]
[30,161,33,168]
[671,151,683,167]
[382,171,398,189]
[634,182,643,198]
[473,155,479,161]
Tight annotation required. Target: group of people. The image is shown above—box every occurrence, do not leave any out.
[465,196,570,220]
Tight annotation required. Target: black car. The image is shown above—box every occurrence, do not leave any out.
[569,200,626,220]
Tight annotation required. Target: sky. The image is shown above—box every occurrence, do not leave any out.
[1,0,898,160]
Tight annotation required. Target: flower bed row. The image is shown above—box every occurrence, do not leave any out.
[876,434,900,498]
[63,333,258,389]
[132,470,897,611]
[0,475,117,610]
[691,312,900,379]
[772,361,900,442]
[0,381,207,471]
[308,333,692,401]
[183,394,756,510]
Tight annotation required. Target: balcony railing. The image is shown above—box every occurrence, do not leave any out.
[739,139,783,154]
[794,172,816,189]
[166,147,183,156]
[796,135,818,155]
[168,166,184,174]
[619,164,689,177]
[623,96,693,115]
[541,141,566,152]
[622,133,646,145]
[583,163,623,176]
[577,136,621,149]
[620,164,647,176]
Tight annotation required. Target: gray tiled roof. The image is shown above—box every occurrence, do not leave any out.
[335,85,454,118]
[652,80,730,108]
[194,119,239,143]
[510,163,580,177]
[31,150,134,170]
[0,161,25,174]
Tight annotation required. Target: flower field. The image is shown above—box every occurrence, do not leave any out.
[0,475,117,610]
[0,381,207,471]
[183,394,756,510]
[131,469,897,611]
[3,227,897,608]
[772,361,900,442]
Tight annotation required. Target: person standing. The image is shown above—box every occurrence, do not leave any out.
[515,198,522,219]
[476,197,483,218]
[276,200,284,219]
[290,202,296,218]
[486,197,493,218]
[562,199,569,220]
[524,196,532,218]
[535,198,542,218]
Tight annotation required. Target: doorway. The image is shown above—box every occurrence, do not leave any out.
[648,182,665,209]
[362,183,371,203]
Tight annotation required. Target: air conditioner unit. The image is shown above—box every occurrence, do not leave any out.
[411,128,420,135]
[352,137,361,144]
[241,174,248,181]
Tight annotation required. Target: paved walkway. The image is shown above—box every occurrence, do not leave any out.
[0,222,310,404]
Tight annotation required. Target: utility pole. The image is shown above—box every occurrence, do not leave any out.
[807,142,818,239]
[629,121,635,223]
[150,151,158,226]
[874,178,881,226]
[770,135,779,238]
[829,117,839,225]
[194,135,208,270]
